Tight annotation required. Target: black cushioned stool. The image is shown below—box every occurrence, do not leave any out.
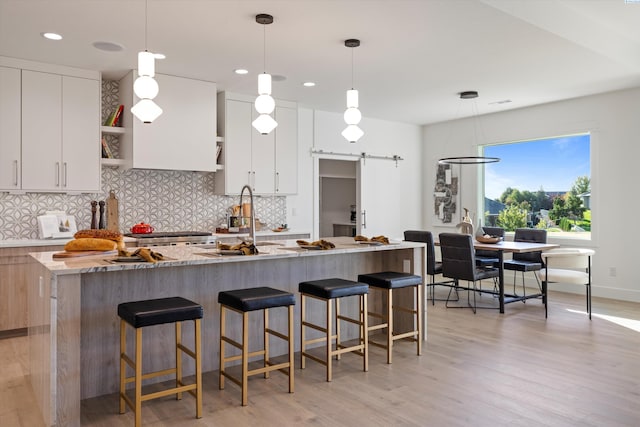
[118,297,203,427]
[357,271,423,364]
[218,287,295,406]
[299,278,369,382]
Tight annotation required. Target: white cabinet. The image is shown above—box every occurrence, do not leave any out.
[215,92,297,195]
[119,71,218,172]
[0,66,21,190]
[274,106,297,194]
[20,71,100,192]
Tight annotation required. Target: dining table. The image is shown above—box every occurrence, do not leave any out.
[438,238,559,313]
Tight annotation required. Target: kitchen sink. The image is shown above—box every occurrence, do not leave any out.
[255,241,284,246]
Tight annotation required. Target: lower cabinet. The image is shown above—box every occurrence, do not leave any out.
[0,245,65,332]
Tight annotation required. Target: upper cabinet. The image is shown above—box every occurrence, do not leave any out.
[0,57,101,193]
[0,66,21,190]
[119,71,218,172]
[215,92,297,195]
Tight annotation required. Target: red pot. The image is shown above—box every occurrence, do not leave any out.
[130,222,154,234]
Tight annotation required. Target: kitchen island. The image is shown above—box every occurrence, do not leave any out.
[28,237,426,427]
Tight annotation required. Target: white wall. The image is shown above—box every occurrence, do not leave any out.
[288,108,423,241]
[423,88,640,302]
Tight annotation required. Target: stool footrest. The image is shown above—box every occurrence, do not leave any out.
[394,330,419,340]
[368,323,388,331]
[141,383,198,402]
[336,314,362,325]
[394,305,417,315]
[223,349,266,363]
[124,367,176,384]
[301,352,327,366]
[301,320,327,334]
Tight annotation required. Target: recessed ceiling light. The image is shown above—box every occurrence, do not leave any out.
[92,41,124,52]
[234,69,249,75]
[154,53,166,60]
[303,82,316,87]
[42,32,62,41]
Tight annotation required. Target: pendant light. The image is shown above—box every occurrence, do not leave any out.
[437,91,500,164]
[252,14,277,135]
[131,0,162,123]
[342,39,363,143]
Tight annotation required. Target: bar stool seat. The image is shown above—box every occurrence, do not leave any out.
[358,271,423,364]
[299,278,368,382]
[118,296,203,427]
[218,287,295,406]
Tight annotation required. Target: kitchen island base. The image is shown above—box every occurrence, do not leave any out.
[28,238,425,426]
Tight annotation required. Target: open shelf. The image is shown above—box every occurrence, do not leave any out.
[100,158,125,167]
[100,126,125,134]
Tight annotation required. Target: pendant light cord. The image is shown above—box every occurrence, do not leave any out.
[263,22,266,73]
[351,47,354,90]
[144,0,148,51]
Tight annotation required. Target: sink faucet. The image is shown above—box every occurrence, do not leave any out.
[239,184,256,244]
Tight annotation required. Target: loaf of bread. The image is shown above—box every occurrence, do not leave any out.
[74,229,123,242]
[64,238,117,252]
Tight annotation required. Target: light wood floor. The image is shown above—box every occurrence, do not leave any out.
[2,289,639,426]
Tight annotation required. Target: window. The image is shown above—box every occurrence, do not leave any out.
[481,133,591,239]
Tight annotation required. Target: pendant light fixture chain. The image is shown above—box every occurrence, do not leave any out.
[144,0,148,50]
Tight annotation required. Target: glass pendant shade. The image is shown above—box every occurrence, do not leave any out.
[346,89,359,108]
[344,107,362,125]
[342,124,364,143]
[131,99,163,123]
[252,114,278,135]
[133,75,159,99]
[258,73,272,95]
[255,94,275,114]
[137,51,155,77]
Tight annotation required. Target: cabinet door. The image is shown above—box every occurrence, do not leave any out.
[357,158,401,236]
[62,76,100,192]
[224,99,253,193]
[251,109,275,194]
[132,74,217,171]
[21,70,62,191]
[0,66,21,190]
[274,106,297,194]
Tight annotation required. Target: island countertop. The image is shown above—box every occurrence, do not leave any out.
[30,237,424,275]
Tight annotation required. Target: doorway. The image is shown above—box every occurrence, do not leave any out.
[319,159,357,237]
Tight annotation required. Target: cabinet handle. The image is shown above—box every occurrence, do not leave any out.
[252,171,256,191]
[63,162,68,187]
[55,162,60,187]
[13,160,18,186]
[248,171,252,187]
[276,172,280,192]
[362,210,367,229]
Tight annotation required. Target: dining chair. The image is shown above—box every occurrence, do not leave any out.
[404,230,455,305]
[438,233,499,313]
[539,248,594,319]
[503,228,547,297]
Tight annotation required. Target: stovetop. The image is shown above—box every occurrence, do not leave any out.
[125,231,212,238]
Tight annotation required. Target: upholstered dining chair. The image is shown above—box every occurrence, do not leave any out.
[438,233,500,313]
[404,230,455,304]
[503,228,547,297]
[539,248,594,319]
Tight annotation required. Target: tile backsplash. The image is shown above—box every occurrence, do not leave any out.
[0,80,286,240]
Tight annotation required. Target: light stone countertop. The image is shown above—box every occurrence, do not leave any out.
[30,237,424,276]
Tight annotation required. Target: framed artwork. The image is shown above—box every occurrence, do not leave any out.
[433,163,459,226]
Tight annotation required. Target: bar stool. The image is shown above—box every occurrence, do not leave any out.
[218,286,295,406]
[299,278,369,382]
[357,271,423,364]
[118,296,203,427]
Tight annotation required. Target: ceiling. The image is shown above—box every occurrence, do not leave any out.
[2,0,640,125]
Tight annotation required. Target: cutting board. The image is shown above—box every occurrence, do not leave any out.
[52,250,118,259]
[106,190,119,232]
